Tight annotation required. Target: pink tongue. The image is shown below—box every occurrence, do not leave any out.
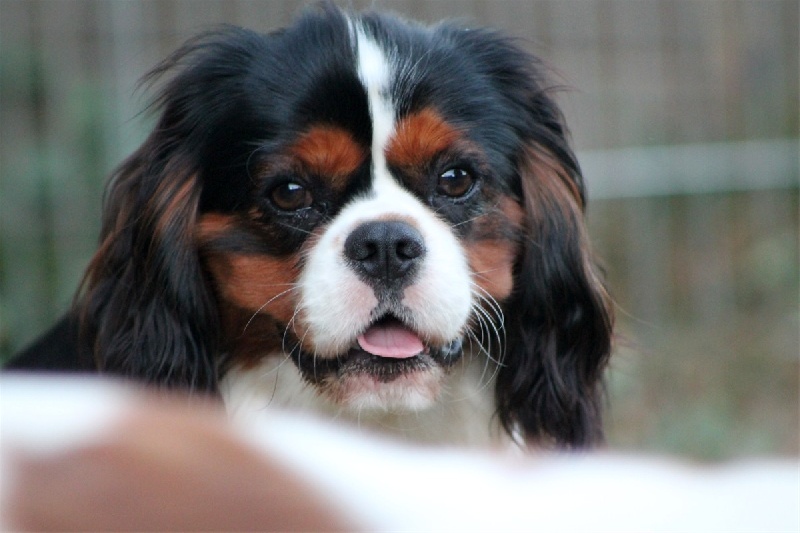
[357,324,424,359]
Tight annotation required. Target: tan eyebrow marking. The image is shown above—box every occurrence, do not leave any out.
[288,126,366,189]
[386,108,462,168]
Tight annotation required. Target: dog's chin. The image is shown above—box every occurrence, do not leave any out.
[290,322,465,412]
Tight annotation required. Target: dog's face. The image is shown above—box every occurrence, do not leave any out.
[195,22,524,411]
[82,7,613,447]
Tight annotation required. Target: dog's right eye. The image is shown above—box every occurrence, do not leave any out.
[269,182,313,211]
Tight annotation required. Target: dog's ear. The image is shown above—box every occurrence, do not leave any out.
[79,111,219,393]
[437,27,614,447]
[78,29,273,391]
[496,123,614,449]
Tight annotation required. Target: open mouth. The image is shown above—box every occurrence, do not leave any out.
[290,315,464,384]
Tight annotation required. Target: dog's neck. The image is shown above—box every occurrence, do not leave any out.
[220,354,507,448]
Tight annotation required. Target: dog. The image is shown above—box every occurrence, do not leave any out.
[7,4,614,449]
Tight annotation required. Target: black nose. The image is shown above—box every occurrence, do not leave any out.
[344,220,426,288]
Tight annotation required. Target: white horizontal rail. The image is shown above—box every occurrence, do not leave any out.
[580,139,799,199]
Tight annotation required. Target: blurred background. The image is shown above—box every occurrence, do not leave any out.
[1,0,797,460]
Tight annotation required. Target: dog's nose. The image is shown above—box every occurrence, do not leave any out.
[344,220,426,287]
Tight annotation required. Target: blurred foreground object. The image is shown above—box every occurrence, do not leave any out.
[2,375,798,532]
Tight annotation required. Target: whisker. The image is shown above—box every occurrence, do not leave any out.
[472,304,505,383]
[450,211,490,229]
[470,302,503,367]
[468,285,506,371]
[242,285,300,334]
[465,329,501,394]
[282,302,306,355]
[274,220,315,235]
[449,200,505,229]
[470,282,505,328]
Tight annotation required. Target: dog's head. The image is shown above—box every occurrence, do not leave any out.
[80,6,613,447]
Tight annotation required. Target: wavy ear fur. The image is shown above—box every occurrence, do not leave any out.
[439,28,612,447]
[496,136,614,449]
[79,130,219,392]
[77,29,271,392]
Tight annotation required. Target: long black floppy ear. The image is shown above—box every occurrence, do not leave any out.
[78,134,219,392]
[79,28,276,391]
[73,22,307,393]
[439,26,615,448]
[495,104,614,449]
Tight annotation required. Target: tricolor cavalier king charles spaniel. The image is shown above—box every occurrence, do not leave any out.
[8,4,614,448]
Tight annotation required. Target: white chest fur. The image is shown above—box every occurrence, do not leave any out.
[220,355,506,447]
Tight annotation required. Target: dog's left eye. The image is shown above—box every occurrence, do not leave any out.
[269,182,313,211]
[436,168,475,198]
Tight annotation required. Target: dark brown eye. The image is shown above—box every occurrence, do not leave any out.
[436,168,475,198]
[270,182,312,211]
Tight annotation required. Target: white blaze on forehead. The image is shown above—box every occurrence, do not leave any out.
[353,25,398,196]
[295,22,473,360]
